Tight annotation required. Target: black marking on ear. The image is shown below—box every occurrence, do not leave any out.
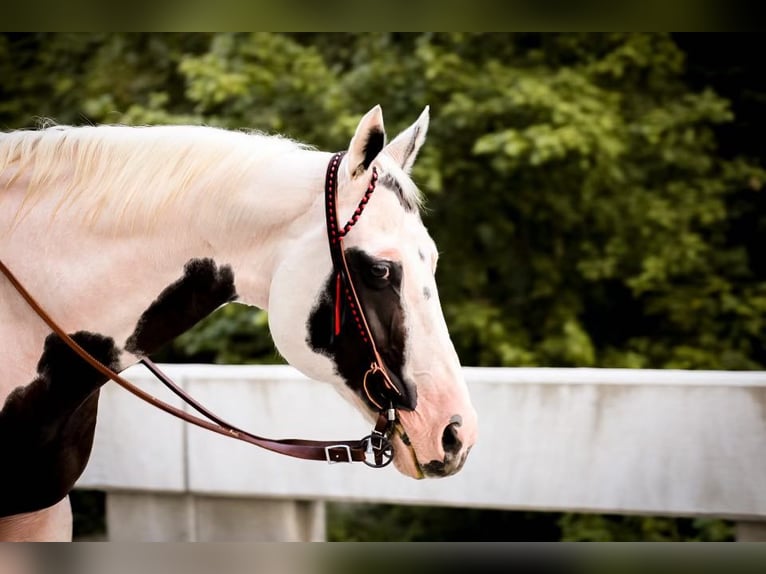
[125,258,237,355]
[423,286,432,300]
[307,248,417,411]
[0,331,120,517]
[363,127,385,170]
[403,125,421,167]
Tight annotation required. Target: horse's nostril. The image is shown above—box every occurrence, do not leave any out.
[442,421,463,456]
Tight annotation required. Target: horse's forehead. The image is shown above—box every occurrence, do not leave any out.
[342,166,434,261]
[376,154,421,211]
[356,214,434,262]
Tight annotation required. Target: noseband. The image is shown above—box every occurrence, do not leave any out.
[0,152,396,468]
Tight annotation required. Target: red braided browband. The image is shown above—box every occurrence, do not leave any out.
[326,151,378,343]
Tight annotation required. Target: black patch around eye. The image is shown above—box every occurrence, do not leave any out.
[306,248,417,411]
[0,331,120,517]
[363,127,385,170]
[125,258,237,355]
[418,249,426,262]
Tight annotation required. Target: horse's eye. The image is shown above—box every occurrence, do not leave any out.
[370,262,390,280]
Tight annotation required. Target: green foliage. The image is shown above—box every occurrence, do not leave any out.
[3,32,762,540]
[4,33,763,370]
[158,305,283,365]
[327,503,562,542]
[327,504,733,542]
[558,513,734,542]
[70,490,106,540]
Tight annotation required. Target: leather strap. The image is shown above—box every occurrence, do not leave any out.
[324,152,403,410]
[0,257,392,463]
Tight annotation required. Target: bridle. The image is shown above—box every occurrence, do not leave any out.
[0,152,396,468]
[324,151,404,412]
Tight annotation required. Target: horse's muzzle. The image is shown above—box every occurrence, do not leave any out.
[421,449,471,478]
[420,420,471,477]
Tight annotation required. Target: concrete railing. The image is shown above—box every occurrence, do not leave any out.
[76,364,766,541]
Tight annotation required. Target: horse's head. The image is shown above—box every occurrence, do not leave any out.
[268,106,477,478]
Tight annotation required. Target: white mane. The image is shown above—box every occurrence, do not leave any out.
[0,124,306,229]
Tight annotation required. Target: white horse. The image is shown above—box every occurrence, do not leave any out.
[0,106,478,541]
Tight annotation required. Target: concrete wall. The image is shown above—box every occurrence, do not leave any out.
[76,365,766,540]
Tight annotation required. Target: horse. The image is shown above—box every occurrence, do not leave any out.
[0,105,478,541]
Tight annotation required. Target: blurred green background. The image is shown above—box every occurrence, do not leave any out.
[4,33,763,541]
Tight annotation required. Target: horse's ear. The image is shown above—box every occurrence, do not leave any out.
[384,105,429,174]
[346,105,387,179]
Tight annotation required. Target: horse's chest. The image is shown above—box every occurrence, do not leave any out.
[0,332,119,517]
[0,257,238,517]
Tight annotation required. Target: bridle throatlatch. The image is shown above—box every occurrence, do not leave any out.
[0,152,397,468]
[324,151,399,467]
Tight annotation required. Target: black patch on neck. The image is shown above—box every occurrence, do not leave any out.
[307,248,417,412]
[363,127,385,170]
[0,332,120,517]
[125,258,237,355]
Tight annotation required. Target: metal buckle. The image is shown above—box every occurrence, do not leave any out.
[324,444,352,464]
[367,430,387,451]
[361,433,394,468]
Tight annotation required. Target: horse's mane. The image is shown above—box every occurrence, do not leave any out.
[0,124,306,229]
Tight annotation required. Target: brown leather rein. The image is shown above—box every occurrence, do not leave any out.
[0,152,396,467]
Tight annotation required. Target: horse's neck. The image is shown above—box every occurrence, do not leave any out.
[0,141,329,394]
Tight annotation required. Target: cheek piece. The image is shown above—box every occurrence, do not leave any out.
[324,151,407,465]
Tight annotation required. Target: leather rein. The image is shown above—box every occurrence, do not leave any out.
[0,152,396,467]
